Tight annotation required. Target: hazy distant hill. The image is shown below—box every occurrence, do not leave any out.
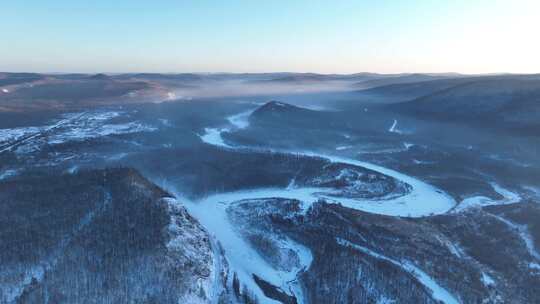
[353,73,464,89]
[0,75,155,111]
[246,72,388,84]
[0,73,44,86]
[87,73,112,81]
[391,76,540,133]
[121,73,205,82]
[5,80,149,102]
[356,77,477,102]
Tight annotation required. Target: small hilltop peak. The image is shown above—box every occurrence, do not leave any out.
[250,100,313,121]
[88,73,111,81]
[257,100,297,111]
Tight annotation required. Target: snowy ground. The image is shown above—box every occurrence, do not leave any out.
[175,191,312,304]
[453,182,521,213]
[0,169,18,181]
[176,108,462,303]
[0,110,156,155]
[198,110,456,217]
[199,109,254,149]
[302,152,455,217]
[388,119,402,134]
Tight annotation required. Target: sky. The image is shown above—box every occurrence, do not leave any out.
[1,0,539,74]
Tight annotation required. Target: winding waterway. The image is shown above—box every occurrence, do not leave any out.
[179,108,458,304]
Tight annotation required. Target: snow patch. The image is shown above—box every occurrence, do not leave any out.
[48,121,156,145]
[200,128,231,148]
[107,153,128,161]
[227,110,253,129]
[0,126,42,146]
[487,154,531,168]
[167,92,176,100]
[200,109,255,149]
[0,169,18,180]
[335,145,352,151]
[435,236,464,258]
[67,166,79,174]
[481,272,495,287]
[403,142,414,149]
[1,110,156,155]
[413,159,436,165]
[388,119,403,134]
[529,262,540,271]
[454,183,521,213]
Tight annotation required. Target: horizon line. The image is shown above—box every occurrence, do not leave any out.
[2,70,537,76]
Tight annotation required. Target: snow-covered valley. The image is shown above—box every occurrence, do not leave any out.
[170,108,465,303]
[197,109,456,217]
[2,92,539,304]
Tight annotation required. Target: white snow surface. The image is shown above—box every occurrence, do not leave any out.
[403,142,415,149]
[335,145,353,151]
[0,169,18,180]
[176,191,312,304]
[481,272,495,287]
[47,111,156,145]
[435,235,464,258]
[529,262,540,271]
[199,111,456,217]
[453,182,521,213]
[0,126,42,145]
[200,128,231,148]
[48,121,156,145]
[388,119,403,134]
[300,152,455,217]
[199,109,254,149]
[337,238,459,304]
[0,110,156,154]
[227,110,253,129]
[184,108,461,303]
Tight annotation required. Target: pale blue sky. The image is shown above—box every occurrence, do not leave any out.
[1,0,538,74]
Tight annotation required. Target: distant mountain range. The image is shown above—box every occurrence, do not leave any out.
[1,72,539,135]
[372,75,540,133]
